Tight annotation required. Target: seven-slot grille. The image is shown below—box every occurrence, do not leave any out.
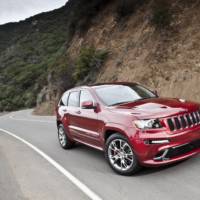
[167,110,200,131]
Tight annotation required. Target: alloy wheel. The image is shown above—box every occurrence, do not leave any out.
[108,139,134,171]
[58,126,67,147]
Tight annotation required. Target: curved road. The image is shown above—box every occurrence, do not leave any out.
[0,110,200,200]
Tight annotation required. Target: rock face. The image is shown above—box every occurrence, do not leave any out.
[68,0,200,102]
[35,73,62,115]
[1,0,200,114]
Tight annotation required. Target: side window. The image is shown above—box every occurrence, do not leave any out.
[60,92,69,106]
[68,91,80,107]
[80,90,94,106]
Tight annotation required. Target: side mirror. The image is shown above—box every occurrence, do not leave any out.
[81,101,96,109]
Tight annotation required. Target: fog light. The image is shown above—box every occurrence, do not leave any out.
[150,140,170,144]
[145,139,170,145]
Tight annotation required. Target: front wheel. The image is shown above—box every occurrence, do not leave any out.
[105,133,141,175]
[58,124,74,149]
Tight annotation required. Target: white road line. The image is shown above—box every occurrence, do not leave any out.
[9,115,55,124]
[0,128,103,200]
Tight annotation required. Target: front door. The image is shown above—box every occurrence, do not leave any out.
[68,89,102,149]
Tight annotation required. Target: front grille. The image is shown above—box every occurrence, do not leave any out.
[180,116,187,128]
[167,111,200,131]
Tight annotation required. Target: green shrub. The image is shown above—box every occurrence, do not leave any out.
[73,47,108,82]
[23,92,36,108]
[48,49,69,77]
[152,0,172,29]
[116,0,145,20]
[47,48,75,91]
[68,0,110,35]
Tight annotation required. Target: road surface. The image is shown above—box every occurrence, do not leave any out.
[0,110,200,200]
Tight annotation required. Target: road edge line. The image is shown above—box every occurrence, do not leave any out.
[9,115,54,124]
[0,128,102,200]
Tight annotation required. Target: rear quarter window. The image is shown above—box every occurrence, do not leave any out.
[59,91,69,106]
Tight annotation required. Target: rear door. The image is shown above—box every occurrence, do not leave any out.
[67,90,82,138]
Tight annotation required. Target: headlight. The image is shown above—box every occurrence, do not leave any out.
[134,119,162,129]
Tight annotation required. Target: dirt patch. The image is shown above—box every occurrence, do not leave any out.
[33,101,56,116]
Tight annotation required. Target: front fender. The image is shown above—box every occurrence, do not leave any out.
[102,122,135,141]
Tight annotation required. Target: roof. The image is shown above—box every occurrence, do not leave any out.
[71,82,138,90]
[89,82,138,87]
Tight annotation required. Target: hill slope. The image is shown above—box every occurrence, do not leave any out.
[1,0,200,114]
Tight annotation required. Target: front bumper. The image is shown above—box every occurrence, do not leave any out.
[142,141,200,166]
[128,126,200,167]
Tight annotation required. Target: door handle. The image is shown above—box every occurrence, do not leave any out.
[63,109,67,113]
[75,110,81,114]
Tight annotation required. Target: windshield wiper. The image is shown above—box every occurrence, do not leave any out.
[109,97,157,106]
[109,101,134,106]
[133,96,157,103]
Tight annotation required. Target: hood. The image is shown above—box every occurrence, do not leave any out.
[109,98,199,119]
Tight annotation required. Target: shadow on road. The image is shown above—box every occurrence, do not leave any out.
[74,143,105,159]
[135,160,189,176]
[70,143,200,177]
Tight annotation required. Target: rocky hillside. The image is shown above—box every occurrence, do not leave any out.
[1,0,200,114]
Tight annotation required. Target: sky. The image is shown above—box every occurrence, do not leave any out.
[0,0,68,25]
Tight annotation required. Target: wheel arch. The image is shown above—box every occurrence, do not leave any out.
[103,124,129,143]
[57,120,62,128]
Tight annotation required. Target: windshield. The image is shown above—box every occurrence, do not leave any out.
[95,84,156,106]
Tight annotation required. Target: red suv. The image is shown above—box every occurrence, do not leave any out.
[56,82,200,175]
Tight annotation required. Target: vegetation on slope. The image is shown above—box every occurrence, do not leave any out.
[73,47,108,83]
[0,0,109,111]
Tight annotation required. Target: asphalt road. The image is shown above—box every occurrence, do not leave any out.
[0,110,200,200]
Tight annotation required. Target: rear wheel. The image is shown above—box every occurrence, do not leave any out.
[58,124,74,149]
[105,133,141,175]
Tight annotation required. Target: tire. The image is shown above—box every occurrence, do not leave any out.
[105,133,141,176]
[57,124,74,149]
